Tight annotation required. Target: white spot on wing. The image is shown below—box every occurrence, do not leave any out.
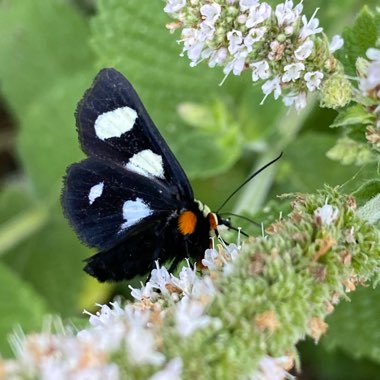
[125,149,165,179]
[94,106,138,140]
[121,197,152,230]
[88,182,104,205]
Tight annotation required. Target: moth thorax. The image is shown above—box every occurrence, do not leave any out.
[178,210,197,236]
[194,199,211,218]
[208,212,218,232]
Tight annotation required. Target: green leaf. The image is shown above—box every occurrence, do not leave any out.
[357,193,380,225]
[331,104,374,128]
[0,0,93,114]
[336,7,378,77]
[175,126,242,178]
[352,179,380,205]
[326,137,375,166]
[0,262,49,358]
[274,133,361,194]
[17,72,92,198]
[323,287,380,363]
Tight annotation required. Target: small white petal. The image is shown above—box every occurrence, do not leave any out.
[329,35,344,53]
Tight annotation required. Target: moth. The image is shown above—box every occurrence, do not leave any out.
[62,68,229,282]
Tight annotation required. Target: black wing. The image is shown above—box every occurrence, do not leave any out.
[62,158,187,281]
[62,157,180,251]
[76,68,193,200]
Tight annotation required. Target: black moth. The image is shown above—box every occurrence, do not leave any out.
[62,68,228,282]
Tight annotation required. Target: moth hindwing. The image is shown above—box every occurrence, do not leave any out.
[62,68,220,282]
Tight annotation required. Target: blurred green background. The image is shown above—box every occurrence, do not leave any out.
[0,0,379,378]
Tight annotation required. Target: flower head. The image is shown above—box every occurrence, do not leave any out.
[165,0,337,110]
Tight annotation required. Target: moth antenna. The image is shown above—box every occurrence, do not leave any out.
[216,152,283,213]
[219,212,261,228]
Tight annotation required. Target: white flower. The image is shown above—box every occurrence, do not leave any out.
[175,298,215,337]
[294,40,314,60]
[314,204,339,225]
[275,0,303,26]
[171,262,197,294]
[126,326,165,366]
[251,355,292,380]
[261,76,282,102]
[129,281,157,301]
[282,62,305,82]
[251,60,271,81]
[149,358,183,380]
[304,71,324,91]
[367,47,380,61]
[299,10,323,40]
[202,248,219,270]
[283,91,307,110]
[246,2,272,28]
[227,30,243,54]
[240,0,259,12]
[244,27,266,50]
[164,0,186,14]
[208,47,228,67]
[199,21,215,40]
[149,262,172,294]
[359,55,380,96]
[200,3,221,23]
[329,35,344,53]
[223,54,246,76]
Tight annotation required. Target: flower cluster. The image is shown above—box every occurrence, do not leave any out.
[357,47,380,151]
[164,0,344,110]
[1,185,379,379]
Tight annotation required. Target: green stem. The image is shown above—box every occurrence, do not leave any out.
[234,96,317,214]
[0,205,49,256]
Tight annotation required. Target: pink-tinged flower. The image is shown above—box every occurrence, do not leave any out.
[304,71,324,91]
[329,35,344,53]
[294,40,314,60]
[282,62,305,82]
[251,60,271,81]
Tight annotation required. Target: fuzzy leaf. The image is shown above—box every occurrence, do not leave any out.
[0,0,92,115]
[17,73,92,198]
[326,137,375,166]
[331,104,374,128]
[352,179,380,206]
[336,7,378,77]
[324,287,380,363]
